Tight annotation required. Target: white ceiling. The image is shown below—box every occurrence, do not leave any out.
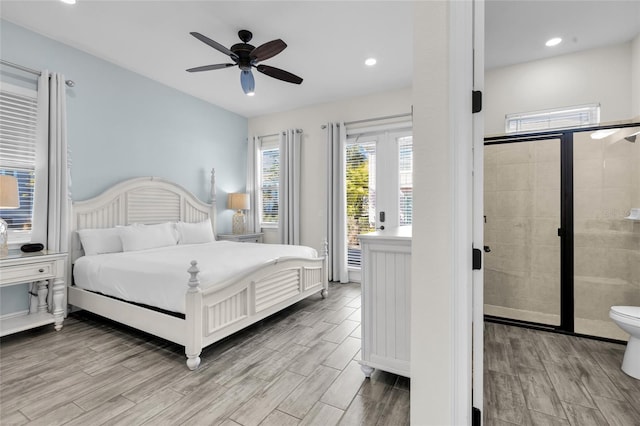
[486,0,640,70]
[1,1,639,118]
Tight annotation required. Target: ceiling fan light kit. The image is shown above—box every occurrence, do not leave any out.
[187,30,303,96]
[241,70,255,96]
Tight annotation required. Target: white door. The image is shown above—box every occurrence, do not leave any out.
[345,130,413,282]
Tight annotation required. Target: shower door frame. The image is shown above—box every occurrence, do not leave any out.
[484,122,638,335]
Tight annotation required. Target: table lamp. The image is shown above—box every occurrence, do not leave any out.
[0,175,20,256]
[228,193,249,234]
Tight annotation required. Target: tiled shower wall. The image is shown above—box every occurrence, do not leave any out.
[484,128,640,340]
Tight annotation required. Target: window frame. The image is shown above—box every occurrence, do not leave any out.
[257,137,280,229]
[505,103,600,134]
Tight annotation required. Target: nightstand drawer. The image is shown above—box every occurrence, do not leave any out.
[239,236,261,243]
[217,233,264,243]
[0,261,56,285]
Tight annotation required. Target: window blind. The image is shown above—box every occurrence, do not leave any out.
[0,85,38,231]
[346,141,376,267]
[398,136,413,226]
[260,147,279,224]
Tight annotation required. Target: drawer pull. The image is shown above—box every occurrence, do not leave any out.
[39,268,45,273]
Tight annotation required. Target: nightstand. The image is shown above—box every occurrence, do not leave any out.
[217,232,264,243]
[0,250,67,337]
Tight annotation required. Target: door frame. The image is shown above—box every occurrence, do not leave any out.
[471,0,485,418]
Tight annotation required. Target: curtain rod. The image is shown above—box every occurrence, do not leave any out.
[0,59,75,87]
[320,112,412,129]
[257,129,303,139]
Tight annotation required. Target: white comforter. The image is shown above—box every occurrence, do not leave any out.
[73,241,318,314]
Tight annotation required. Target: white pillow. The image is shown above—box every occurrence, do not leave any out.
[119,222,178,252]
[78,227,124,256]
[176,220,215,244]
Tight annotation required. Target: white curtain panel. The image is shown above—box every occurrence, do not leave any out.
[326,122,349,283]
[31,72,70,311]
[246,136,260,233]
[278,129,301,245]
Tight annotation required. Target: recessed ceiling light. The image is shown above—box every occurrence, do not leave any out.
[365,58,377,66]
[60,0,77,4]
[545,37,562,47]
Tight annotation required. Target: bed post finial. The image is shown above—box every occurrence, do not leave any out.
[210,168,216,203]
[187,260,201,292]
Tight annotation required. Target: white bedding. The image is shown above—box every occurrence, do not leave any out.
[73,241,318,314]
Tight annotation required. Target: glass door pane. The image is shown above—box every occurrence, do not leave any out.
[484,139,561,326]
[346,141,376,267]
[573,126,640,339]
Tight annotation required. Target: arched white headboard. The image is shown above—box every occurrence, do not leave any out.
[71,176,215,263]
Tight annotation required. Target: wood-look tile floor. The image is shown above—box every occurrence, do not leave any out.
[484,322,640,426]
[0,283,409,426]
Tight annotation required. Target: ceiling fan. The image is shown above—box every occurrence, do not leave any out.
[187,30,303,96]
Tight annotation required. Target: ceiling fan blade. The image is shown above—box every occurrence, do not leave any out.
[186,63,236,73]
[186,63,236,72]
[256,65,303,84]
[250,39,287,63]
[190,32,239,60]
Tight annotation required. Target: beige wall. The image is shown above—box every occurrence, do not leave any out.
[247,87,412,250]
[485,43,633,135]
[632,34,640,119]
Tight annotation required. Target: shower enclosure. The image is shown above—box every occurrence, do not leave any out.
[484,124,640,340]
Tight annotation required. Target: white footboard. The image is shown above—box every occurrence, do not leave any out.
[184,256,327,369]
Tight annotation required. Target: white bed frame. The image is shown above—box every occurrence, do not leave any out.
[69,174,328,370]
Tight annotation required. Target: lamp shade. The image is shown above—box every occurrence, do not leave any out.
[0,175,19,209]
[228,193,249,210]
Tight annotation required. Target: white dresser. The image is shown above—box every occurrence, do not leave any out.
[358,226,411,378]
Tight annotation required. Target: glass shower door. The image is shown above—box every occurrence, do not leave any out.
[484,138,562,326]
[573,126,640,339]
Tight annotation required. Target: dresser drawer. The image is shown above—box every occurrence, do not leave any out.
[1,261,56,285]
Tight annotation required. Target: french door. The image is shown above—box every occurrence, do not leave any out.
[345,130,412,281]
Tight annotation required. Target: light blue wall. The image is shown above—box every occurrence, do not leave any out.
[0,20,248,315]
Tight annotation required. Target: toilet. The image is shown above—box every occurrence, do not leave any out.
[609,306,640,379]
